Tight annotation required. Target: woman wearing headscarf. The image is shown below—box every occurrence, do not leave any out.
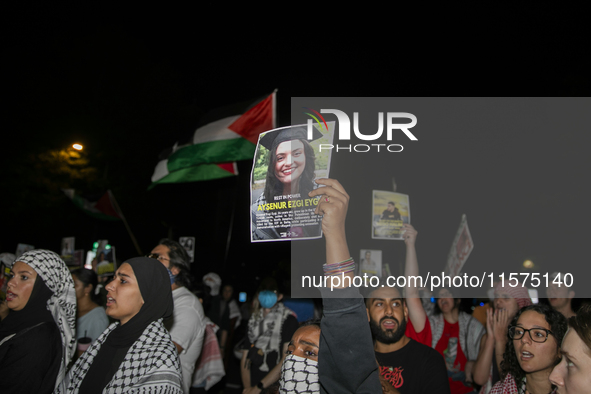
[0,250,76,394]
[56,257,182,393]
[473,283,533,394]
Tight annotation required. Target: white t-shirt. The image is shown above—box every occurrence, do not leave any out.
[77,306,109,343]
[165,286,206,393]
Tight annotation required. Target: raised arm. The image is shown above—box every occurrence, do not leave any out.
[493,309,510,376]
[473,309,494,385]
[473,307,510,385]
[309,179,384,393]
[402,224,427,333]
[310,178,351,279]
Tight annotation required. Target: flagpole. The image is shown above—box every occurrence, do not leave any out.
[109,191,143,256]
[223,176,238,270]
[120,216,143,256]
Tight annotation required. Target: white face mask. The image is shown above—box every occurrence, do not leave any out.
[279,354,319,394]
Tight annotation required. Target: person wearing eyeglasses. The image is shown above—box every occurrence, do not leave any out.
[489,304,567,394]
[473,283,533,393]
[149,239,206,394]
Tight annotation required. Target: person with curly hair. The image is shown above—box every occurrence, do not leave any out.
[549,303,591,393]
[489,304,567,394]
[474,283,533,393]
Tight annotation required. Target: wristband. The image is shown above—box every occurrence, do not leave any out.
[323,257,356,276]
[257,381,264,389]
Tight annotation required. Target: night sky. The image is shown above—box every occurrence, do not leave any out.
[3,3,590,298]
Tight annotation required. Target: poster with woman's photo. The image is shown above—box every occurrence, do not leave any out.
[359,249,382,278]
[372,190,410,240]
[250,122,334,242]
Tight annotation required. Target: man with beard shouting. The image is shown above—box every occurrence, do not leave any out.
[366,224,449,394]
[366,285,449,393]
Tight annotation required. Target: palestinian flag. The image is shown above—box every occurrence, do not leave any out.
[150,91,276,188]
[62,189,124,221]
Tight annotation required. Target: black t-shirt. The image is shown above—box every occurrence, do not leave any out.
[381,209,395,220]
[381,209,402,221]
[375,338,450,394]
[244,314,299,384]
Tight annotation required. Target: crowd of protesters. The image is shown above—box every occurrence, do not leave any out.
[1,178,590,393]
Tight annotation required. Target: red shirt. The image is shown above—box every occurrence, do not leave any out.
[406,313,432,346]
[435,320,472,394]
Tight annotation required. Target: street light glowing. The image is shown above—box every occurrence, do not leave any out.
[523,260,534,269]
[72,143,83,151]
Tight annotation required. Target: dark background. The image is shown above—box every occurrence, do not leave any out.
[289,97,590,300]
[2,2,589,300]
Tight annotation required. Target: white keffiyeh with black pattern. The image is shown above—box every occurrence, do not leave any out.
[279,354,319,394]
[248,302,293,372]
[56,319,183,393]
[16,249,76,390]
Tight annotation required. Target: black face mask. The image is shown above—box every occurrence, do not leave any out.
[369,315,407,344]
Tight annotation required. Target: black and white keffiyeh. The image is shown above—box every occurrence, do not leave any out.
[279,354,319,394]
[248,302,293,372]
[56,319,182,393]
[16,249,76,389]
